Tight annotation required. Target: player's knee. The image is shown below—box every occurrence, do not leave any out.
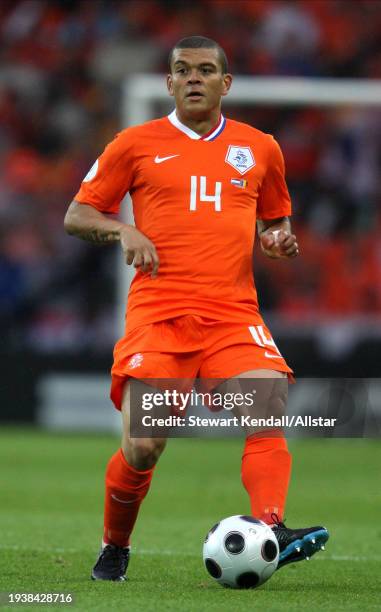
[124,437,166,470]
[269,379,288,419]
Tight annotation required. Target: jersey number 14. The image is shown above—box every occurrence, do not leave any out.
[190,176,222,212]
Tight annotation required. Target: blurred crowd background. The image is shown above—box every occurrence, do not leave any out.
[0,0,380,359]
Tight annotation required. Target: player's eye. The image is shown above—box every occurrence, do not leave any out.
[176,68,187,74]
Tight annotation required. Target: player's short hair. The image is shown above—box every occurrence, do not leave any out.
[168,36,228,74]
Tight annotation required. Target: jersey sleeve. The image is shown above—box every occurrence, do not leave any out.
[74,129,135,214]
[256,137,292,220]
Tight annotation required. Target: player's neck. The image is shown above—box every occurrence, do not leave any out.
[175,108,221,137]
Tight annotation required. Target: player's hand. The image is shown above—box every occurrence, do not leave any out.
[120,226,159,277]
[260,229,299,259]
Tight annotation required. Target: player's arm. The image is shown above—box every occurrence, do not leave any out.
[64,201,159,277]
[256,134,298,260]
[257,216,299,259]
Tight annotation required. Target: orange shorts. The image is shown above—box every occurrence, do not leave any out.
[110,315,293,410]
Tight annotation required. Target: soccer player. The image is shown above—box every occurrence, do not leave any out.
[65,36,329,582]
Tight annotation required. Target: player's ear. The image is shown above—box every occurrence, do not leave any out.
[167,74,175,97]
[221,73,233,97]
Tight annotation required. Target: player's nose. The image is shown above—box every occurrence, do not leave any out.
[187,70,201,84]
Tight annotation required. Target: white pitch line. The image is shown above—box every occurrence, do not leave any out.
[315,554,381,562]
[0,544,381,562]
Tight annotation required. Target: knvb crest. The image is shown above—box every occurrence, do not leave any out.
[225,145,255,175]
[128,353,144,369]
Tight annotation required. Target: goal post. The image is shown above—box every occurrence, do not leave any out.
[117,75,381,335]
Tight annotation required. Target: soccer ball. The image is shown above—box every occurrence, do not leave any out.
[203,515,279,589]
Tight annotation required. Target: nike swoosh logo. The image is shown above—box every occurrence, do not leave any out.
[111,494,139,504]
[154,154,180,164]
[264,352,283,359]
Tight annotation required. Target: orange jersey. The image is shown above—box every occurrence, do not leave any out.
[74,111,291,331]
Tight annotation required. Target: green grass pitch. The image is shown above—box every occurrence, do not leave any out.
[0,428,380,611]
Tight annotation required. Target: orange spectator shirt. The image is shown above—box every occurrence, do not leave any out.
[74,111,291,331]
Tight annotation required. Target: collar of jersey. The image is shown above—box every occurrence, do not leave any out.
[167,110,226,141]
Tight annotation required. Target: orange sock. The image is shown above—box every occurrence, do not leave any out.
[241,431,292,525]
[103,448,154,547]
